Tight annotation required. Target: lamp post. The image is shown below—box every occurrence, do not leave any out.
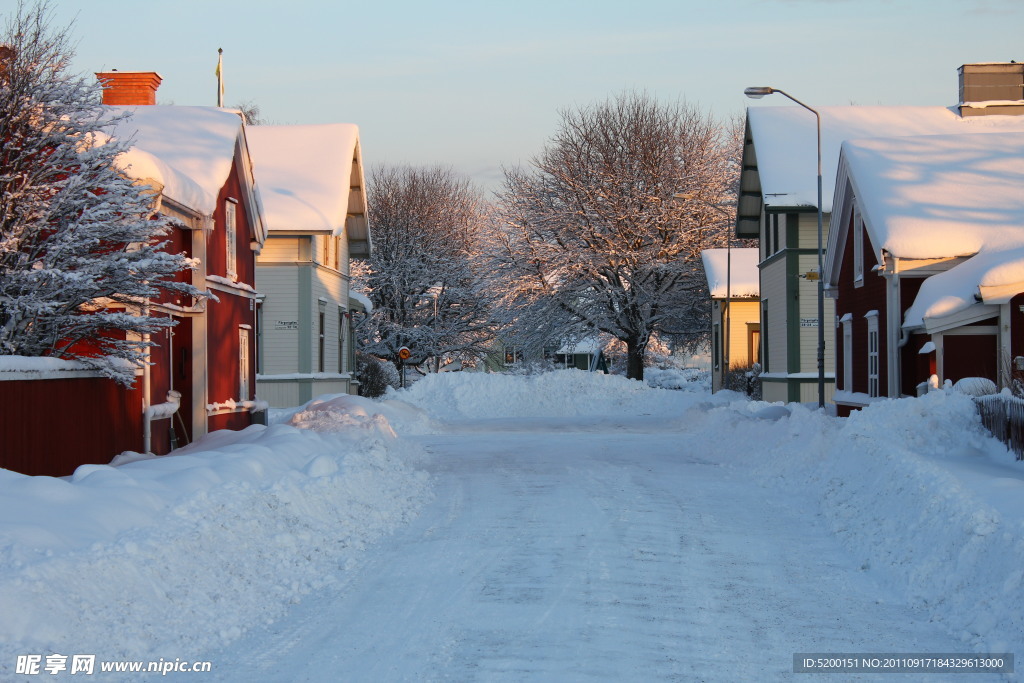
[744,86,825,409]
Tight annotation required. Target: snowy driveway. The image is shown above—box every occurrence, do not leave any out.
[207,414,975,682]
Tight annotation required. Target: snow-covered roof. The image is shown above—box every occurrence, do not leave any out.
[701,248,760,299]
[555,338,602,355]
[842,132,1024,261]
[904,246,1024,330]
[246,124,361,236]
[829,131,1024,330]
[746,106,1024,213]
[105,106,246,216]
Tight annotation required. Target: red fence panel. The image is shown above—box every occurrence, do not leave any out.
[0,374,143,477]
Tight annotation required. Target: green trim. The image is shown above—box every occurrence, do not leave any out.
[785,212,799,250]
[786,254,801,373]
[788,381,801,403]
[297,266,313,373]
[765,206,818,214]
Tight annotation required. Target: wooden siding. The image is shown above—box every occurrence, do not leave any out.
[796,252,835,373]
[0,376,143,476]
[835,206,888,396]
[761,259,788,373]
[942,330,998,384]
[256,265,302,375]
[258,237,307,263]
[310,265,350,373]
[797,211,831,250]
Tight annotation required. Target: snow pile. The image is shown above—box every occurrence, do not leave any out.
[287,392,438,435]
[389,369,705,420]
[735,390,1024,654]
[0,402,430,671]
[644,366,710,391]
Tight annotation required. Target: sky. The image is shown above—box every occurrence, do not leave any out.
[35,0,1024,193]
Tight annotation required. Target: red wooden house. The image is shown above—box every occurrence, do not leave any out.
[98,71,268,453]
[0,72,267,476]
[826,131,1024,415]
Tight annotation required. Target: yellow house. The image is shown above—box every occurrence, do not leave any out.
[702,248,760,393]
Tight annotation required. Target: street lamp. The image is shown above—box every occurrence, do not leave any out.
[744,86,825,409]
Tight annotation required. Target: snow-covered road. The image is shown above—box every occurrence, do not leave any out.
[206,414,973,682]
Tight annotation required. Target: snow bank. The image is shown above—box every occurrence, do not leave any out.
[0,401,430,672]
[388,369,708,420]
[686,390,1024,656]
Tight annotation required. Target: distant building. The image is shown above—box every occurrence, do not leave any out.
[701,248,760,393]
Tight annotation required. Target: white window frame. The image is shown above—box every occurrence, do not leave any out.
[225,199,238,281]
[841,315,853,392]
[239,327,251,400]
[866,311,879,397]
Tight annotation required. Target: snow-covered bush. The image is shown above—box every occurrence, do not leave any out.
[357,353,399,397]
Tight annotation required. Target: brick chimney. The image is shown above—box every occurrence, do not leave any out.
[95,70,162,105]
[958,62,1024,117]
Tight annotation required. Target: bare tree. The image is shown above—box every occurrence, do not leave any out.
[492,92,740,380]
[0,1,202,384]
[354,165,499,372]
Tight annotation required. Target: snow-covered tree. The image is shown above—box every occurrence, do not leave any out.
[492,92,740,380]
[354,165,498,372]
[0,2,202,384]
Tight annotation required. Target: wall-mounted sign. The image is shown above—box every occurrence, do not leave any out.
[275,321,298,330]
[800,318,819,327]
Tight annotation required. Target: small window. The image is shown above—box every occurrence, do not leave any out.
[318,310,326,373]
[239,327,251,399]
[504,346,522,365]
[842,317,853,392]
[866,312,879,397]
[225,199,238,281]
[712,323,721,371]
[338,307,347,373]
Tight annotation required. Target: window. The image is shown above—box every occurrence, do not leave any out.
[318,310,326,373]
[761,303,769,372]
[853,204,864,286]
[225,199,238,281]
[748,324,760,368]
[866,312,879,397]
[504,346,522,365]
[712,323,721,371]
[841,316,853,392]
[338,307,347,373]
[239,327,251,399]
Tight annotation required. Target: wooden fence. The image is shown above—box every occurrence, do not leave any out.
[0,373,142,477]
[975,393,1024,461]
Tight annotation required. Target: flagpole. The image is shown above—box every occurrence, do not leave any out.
[216,48,224,107]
